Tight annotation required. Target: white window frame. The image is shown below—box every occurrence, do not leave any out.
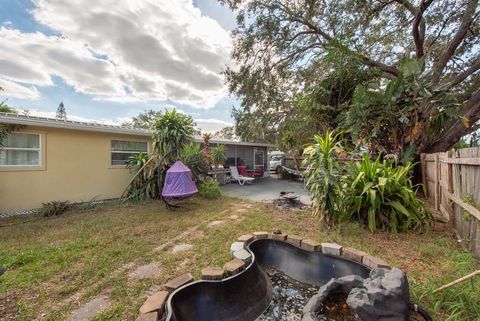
[0,132,42,167]
[110,139,149,166]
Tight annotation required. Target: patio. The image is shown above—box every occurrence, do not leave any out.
[221,176,311,205]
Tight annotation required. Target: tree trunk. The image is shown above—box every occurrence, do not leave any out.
[423,91,480,153]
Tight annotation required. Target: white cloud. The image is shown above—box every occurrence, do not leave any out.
[0,78,40,100]
[195,118,233,132]
[0,0,232,108]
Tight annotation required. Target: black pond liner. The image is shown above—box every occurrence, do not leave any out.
[165,239,433,321]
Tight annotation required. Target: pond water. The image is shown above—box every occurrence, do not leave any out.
[256,267,319,321]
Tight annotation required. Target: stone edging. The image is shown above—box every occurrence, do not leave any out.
[135,230,392,321]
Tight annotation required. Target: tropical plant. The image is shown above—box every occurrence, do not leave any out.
[302,131,345,224]
[211,144,227,168]
[198,179,221,199]
[343,155,432,233]
[180,143,207,179]
[152,109,196,165]
[123,108,195,203]
[125,152,156,201]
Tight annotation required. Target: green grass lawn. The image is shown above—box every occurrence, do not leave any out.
[1,197,479,321]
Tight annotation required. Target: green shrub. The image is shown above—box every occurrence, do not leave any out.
[39,201,70,217]
[343,154,432,232]
[198,179,221,199]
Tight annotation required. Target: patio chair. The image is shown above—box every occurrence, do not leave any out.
[252,166,264,179]
[229,166,255,186]
[237,165,251,177]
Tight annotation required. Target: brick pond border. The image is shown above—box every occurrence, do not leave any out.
[136,229,392,321]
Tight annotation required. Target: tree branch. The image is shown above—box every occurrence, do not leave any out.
[449,57,480,88]
[277,1,400,76]
[425,89,480,152]
[393,0,416,15]
[432,0,479,85]
[412,0,434,59]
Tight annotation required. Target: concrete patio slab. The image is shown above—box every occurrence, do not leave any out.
[221,177,311,205]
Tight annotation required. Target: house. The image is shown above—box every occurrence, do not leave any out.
[0,112,271,214]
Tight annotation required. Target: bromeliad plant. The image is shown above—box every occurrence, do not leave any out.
[303,131,345,224]
[343,155,432,232]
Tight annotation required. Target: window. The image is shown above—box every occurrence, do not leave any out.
[111,140,148,165]
[0,133,41,167]
[254,148,265,168]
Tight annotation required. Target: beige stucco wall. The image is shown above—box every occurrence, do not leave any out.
[0,126,151,212]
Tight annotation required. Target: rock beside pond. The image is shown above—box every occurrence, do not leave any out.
[302,268,410,321]
[348,268,410,321]
[303,275,364,315]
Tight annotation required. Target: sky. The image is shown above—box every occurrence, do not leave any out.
[0,0,239,132]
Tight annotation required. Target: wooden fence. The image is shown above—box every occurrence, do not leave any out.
[421,147,480,258]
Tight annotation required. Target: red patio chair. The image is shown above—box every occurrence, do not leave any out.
[252,166,264,179]
[237,165,250,177]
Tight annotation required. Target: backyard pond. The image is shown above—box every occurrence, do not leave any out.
[256,267,428,321]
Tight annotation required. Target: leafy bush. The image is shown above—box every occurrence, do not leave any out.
[343,154,432,232]
[180,143,208,179]
[302,131,345,224]
[39,201,69,217]
[198,179,221,199]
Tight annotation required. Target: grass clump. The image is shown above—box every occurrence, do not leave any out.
[39,201,70,217]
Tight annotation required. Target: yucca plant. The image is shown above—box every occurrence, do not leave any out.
[152,109,196,165]
[180,143,207,179]
[343,154,432,232]
[211,144,227,168]
[303,131,345,224]
[125,152,157,201]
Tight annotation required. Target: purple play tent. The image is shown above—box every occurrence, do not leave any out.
[161,161,198,199]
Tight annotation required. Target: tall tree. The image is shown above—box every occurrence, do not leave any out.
[121,109,163,129]
[223,0,480,156]
[56,102,67,120]
[214,126,236,140]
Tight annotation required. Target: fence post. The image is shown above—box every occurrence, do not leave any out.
[445,150,455,225]
[420,153,427,197]
[434,153,440,210]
